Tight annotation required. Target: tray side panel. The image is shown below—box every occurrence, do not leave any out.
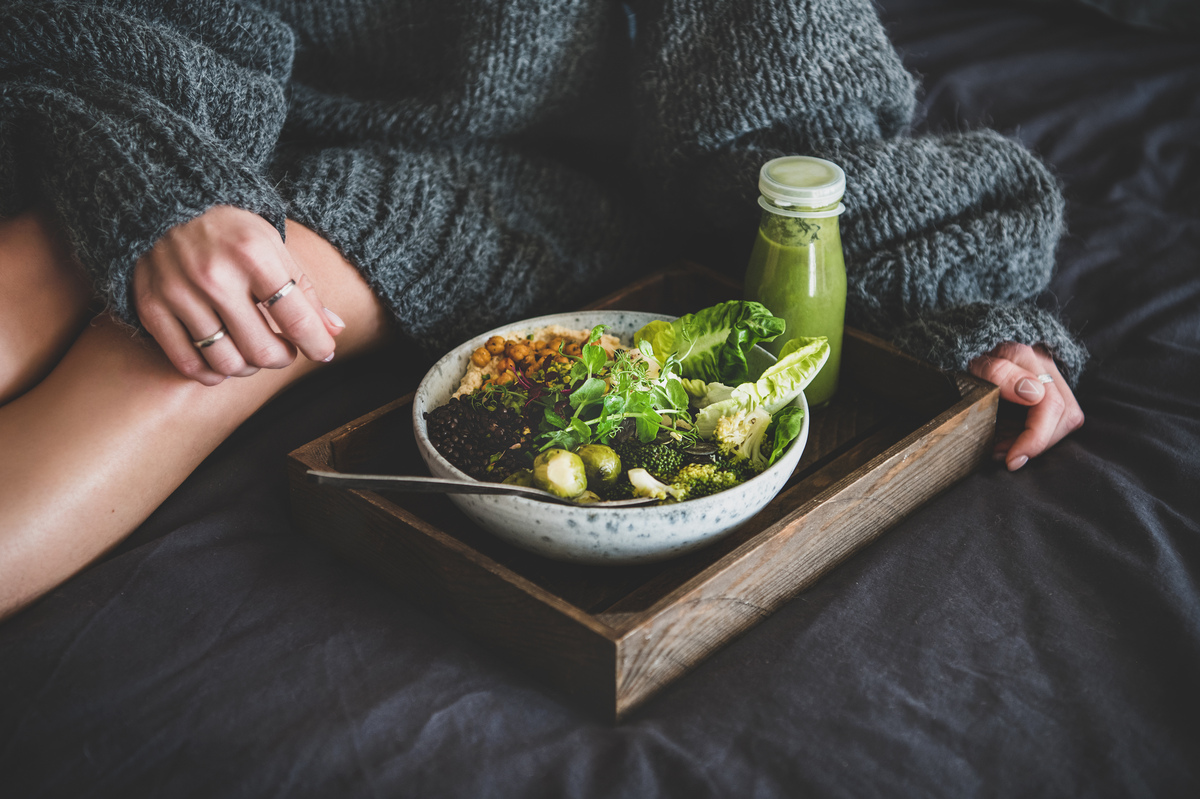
[287,446,618,717]
[612,388,999,718]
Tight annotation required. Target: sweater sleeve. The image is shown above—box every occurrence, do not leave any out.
[626,0,918,228]
[627,0,1088,385]
[0,0,295,326]
[273,139,647,357]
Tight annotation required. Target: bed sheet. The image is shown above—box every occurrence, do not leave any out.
[2,1,1198,796]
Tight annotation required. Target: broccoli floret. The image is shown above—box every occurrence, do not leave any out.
[627,468,684,501]
[612,438,683,481]
[713,408,771,472]
[670,463,745,501]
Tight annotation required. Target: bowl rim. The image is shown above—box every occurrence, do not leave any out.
[412,310,809,514]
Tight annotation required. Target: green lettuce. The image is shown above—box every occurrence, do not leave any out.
[634,301,785,385]
[764,406,806,466]
[695,336,830,438]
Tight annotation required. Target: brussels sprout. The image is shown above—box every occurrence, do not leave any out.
[502,470,535,487]
[575,490,603,504]
[577,444,622,489]
[532,449,588,499]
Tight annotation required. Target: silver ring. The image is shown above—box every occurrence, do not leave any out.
[1037,373,1054,384]
[260,278,297,308]
[193,327,227,349]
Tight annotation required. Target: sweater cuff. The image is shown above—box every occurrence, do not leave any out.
[832,130,1065,334]
[885,302,1089,387]
[7,79,288,328]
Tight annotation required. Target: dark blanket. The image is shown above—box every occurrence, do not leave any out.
[3,0,1198,795]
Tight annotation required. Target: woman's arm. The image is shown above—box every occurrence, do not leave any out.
[625,0,1087,463]
[1,1,340,378]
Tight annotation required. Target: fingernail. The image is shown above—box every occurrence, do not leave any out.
[323,351,336,363]
[323,307,346,328]
[1008,455,1029,471]
[1016,378,1042,401]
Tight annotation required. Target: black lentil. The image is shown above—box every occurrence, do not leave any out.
[425,396,535,480]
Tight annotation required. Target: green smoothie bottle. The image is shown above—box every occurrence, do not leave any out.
[743,156,847,407]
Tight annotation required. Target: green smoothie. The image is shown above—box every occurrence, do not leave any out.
[744,204,846,407]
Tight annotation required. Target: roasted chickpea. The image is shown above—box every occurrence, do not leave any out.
[493,370,516,386]
[485,336,506,355]
[526,355,547,377]
[564,342,582,357]
[546,336,564,353]
[471,347,492,367]
[553,354,570,365]
[507,342,532,361]
[496,357,515,375]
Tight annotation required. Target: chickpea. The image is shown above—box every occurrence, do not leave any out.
[471,347,492,368]
[526,355,547,377]
[496,357,515,376]
[546,336,564,353]
[507,342,532,362]
[484,336,506,355]
[553,355,570,365]
[493,370,516,386]
[563,342,582,358]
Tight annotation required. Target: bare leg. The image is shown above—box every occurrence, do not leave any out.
[0,213,95,405]
[0,219,391,620]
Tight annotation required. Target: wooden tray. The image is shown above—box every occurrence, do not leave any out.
[287,262,999,720]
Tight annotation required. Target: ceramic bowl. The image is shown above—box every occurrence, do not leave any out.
[412,311,809,565]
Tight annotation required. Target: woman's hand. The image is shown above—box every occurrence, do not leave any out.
[133,206,345,385]
[969,341,1085,470]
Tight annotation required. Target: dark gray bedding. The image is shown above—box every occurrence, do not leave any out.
[2,0,1198,795]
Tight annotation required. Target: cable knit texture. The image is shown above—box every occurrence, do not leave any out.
[0,0,1086,382]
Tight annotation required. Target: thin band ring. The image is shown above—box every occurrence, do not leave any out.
[260,278,297,308]
[193,327,227,349]
[1037,373,1054,384]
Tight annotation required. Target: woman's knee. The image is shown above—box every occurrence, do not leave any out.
[282,220,391,358]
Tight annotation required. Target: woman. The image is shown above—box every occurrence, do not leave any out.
[0,0,1083,619]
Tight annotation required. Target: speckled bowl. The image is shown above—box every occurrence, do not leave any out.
[412,311,809,565]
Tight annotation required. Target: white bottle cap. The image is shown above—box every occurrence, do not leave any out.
[759,156,846,208]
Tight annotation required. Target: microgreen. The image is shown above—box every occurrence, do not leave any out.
[471,382,528,413]
[534,325,697,452]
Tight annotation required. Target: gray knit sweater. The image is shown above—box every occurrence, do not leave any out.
[0,0,1087,383]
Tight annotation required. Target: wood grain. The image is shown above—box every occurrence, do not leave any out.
[608,385,997,716]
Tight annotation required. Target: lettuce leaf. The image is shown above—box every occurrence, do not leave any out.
[765,406,806,466]
[634,301,785,385]
[695,336,829,437]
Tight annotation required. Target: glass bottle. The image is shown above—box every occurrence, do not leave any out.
[743,156,847,408]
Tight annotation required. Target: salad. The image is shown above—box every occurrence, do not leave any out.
[424,301,829,504]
